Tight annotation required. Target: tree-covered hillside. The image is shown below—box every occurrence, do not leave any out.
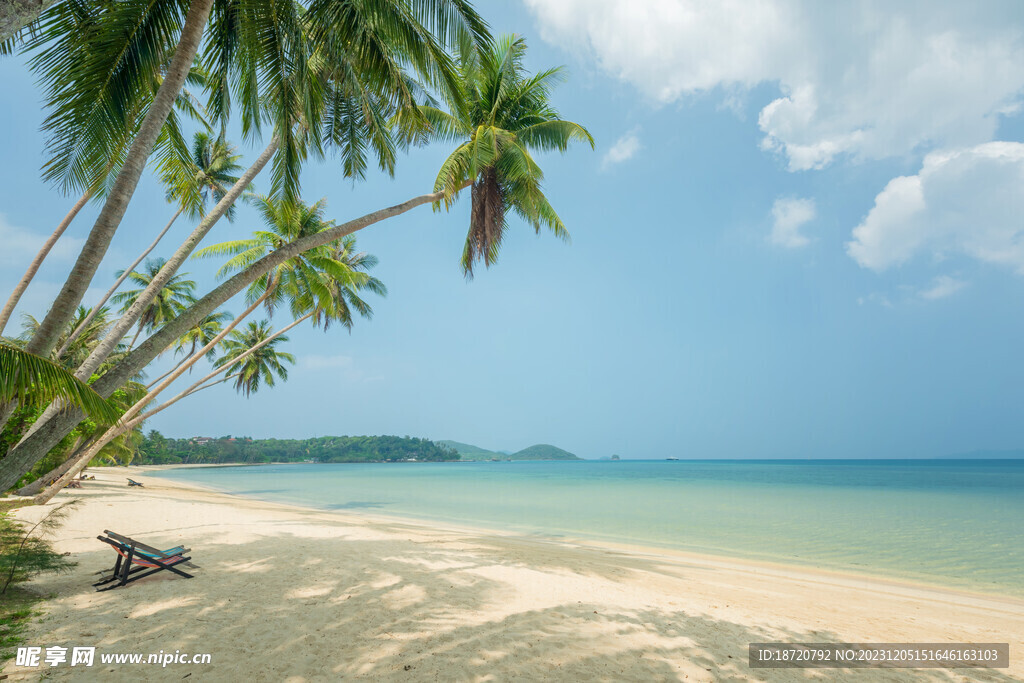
[438,440,581,461]
[137,433,459,465]
[510,444,580,460]
[436,440,502,460]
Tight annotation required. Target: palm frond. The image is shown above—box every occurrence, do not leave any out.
[0,343,122,425]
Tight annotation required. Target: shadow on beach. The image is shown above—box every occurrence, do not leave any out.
[3,480,1018,682]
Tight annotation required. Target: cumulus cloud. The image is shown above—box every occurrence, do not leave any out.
[846,142,1024,273]
[602,129,642,168]
[919,275,967,300]
[769,197,816,248]
[524,0,1024,170]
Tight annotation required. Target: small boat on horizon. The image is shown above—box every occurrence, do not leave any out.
[666,457,680,461]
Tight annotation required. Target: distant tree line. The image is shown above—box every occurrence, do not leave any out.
[137,432,459,465]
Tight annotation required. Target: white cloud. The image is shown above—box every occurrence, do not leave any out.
[769,197,816,248]
[524,0,1024,170]
[847,142,1024,273]
[0,213,84,265]
[602,129,641,168]
[919,275,967,300]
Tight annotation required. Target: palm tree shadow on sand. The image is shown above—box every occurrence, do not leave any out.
[6,499,1017,683]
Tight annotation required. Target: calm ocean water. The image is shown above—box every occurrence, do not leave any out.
[150,459,1024,596]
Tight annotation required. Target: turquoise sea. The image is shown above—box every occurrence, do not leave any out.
[150,459,1024,597]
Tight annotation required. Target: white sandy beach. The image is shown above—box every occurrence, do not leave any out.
[3,466,1022,682]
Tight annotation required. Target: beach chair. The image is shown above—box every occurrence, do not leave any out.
[93,530,198,591]
[126,478,144,487]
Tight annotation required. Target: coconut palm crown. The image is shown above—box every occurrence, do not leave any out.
[111,258,197,345]
[193,195,381,323]
[213,320,295,397]
[163,131,245,221]
[416,34,593,276]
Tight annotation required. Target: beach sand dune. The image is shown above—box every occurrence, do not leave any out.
[4,468,1021,681]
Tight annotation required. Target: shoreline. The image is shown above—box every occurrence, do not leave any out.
[5,466,1022,680]
[141,462,1024,602]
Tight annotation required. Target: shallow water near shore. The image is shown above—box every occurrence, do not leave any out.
[149,459,1024,597]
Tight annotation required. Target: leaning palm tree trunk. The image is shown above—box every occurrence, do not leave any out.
[35,311,306,504]
[14,436,91,497]
[31,370,241,504]
[6,139,278,449]
[0,0,60,41]
[145,352,196,389]
[22,0,215,361]
[0,191,90,337]
[67,138,278,382]
[58,207,184,357]
[1,183,469,492]
[35,290,272,503]
[149,312,311,409]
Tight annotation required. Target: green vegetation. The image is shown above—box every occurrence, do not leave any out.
[138,432,458,464]
[0,1,591,494]
[438,440,580,461]
[509,444,580,461]
[0,590,42,662]
[0,503,75,596]
[437,440,503,460]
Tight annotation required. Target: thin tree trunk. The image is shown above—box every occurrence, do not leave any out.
[36,309,307,503]
[35,291,272,503]
[14,436,90,497]
[147,312,311,414]
[0,191,90,337]
[58,207,184,357]
[32,372,239,503]
[1,183,466,492]
[127,325,143,350]
[145,352,195,389]
[23,0,215,360]
[0,0,58,42]
[64,138,279,385]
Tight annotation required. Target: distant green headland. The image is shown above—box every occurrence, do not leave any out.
[137,433,580,465]
[437,441,580,461]
[138,433,458,465]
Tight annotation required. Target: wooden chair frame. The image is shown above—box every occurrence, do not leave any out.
[93,530,197,591]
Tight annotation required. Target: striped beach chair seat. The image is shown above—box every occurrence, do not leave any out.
[93,530,198,591]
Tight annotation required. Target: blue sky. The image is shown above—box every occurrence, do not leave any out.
[3,1,1024,458]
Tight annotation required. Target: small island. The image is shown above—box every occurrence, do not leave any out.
[437,441,581,461]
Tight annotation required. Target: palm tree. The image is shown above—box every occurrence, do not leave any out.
[15,0,216,360]
[31,234,384,500]
[14,0,489,361]
[165,131,245,221]
[194,195,351,308]
[0,31,596,494]
[421,34,593,276]
[111,259,197,349]
[18,306,115,369]
[289,235,386,330]
[213,321,295,396]
[58,132,244,358]
[0,65,211,339]
[146,310,234,389]
[173,309,234,360]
